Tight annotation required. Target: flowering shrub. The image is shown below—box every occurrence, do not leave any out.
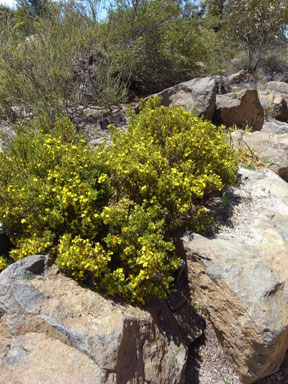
[101,96,238,230]
[0,101,237,303]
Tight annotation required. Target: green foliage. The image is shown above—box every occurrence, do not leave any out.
[0,3,127,119]
[0,0,226,121]
[192,301,200,312]
[0,5,13,23]
[0,0,287,121]
[223,0,287,73]
[0,101,237,303]
[16,0,49,17]
[201,0,226,31]
[105,0,224,94]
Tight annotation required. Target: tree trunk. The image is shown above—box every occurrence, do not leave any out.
[247,48,253,74]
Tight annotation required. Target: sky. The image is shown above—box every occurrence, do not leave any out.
[0,0,17,7]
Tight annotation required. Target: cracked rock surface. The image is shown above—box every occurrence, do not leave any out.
[0,255,201,384]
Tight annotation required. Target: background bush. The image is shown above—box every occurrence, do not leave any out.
[0,0,287,122]
[0,3,127,119]
[0,0,226,120]
[104,0,224,95]
[0,99,237,303]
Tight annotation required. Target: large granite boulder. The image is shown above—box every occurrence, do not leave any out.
[155,76,217,120]
[231,130,288,181]
[0,255,202,384]
[178,168,288,384]
[214,89,264,131]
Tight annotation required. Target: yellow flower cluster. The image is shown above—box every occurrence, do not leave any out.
[10,232,54,260]
[0,256,8,272]
[56,234,111,281]
[101,96,238,230]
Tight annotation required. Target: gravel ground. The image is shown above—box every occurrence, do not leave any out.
[186,321,240,384]
[185,318,288,384]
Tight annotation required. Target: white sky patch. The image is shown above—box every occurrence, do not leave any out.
[0,0,17,7]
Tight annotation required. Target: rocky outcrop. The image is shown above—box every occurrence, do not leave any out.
[68,105,127,142]
[231,130,288,181]
[214,89,264,131]
[0,119,15,152]
[258,81,288,122]
[178,168,288,384]
[259,92,288,122]
[151,74,265,130]
[155,76,217,120]
[89,137,113,147]
[0,255,203,384]
[264,81,288,96]
[259,92,288,121]
[152,74,263,131]
[227,70,255,88]
[262,117,288,135]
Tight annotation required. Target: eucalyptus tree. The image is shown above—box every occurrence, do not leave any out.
[223,0,288,72]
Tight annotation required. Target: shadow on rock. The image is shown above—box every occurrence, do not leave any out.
[185,329,206,384]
